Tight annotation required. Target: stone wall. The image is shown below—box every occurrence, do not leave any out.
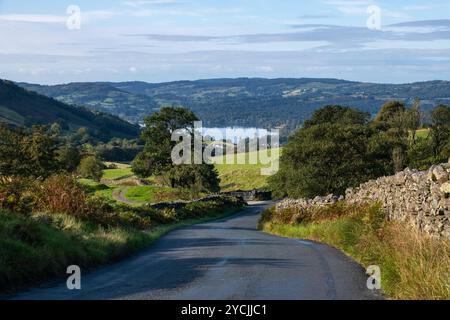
[275,194,342,211]
[100,177,149,186]
[222,189,272,202]
[275,161,450,239]
[345,162,450,239]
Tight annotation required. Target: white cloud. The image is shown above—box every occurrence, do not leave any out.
[324,0,372,15]
[130,9,201,17]
[0,10,117,25]
[257,66,274,73]
[83,10,119,22]
[0,14,66,24]
[383,25,450,34]
[403,5,434,11]
[122,0,179,7]
[324,0,409,19]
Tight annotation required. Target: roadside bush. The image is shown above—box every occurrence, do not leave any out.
[261,202,365,226]
[141,196,245,224]
[115,210,151,230]
[0,189,243,292]
[83,195,118,226]
[33,175,127,228]
[180,196,245,219]
[0,177,34,214]
[160,208,179,223]
[154,188,191,202]
[34,175,87,217]
[0,173,150,229]
[0,209,153,292]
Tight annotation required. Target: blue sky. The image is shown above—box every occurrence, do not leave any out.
[1,0,450,84]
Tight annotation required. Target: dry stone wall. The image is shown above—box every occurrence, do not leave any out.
[345,162,450,239]
[276,161,450,239]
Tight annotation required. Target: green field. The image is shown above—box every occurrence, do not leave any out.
[416,128,431,139]
[79,164,186,205]
[78,179,116,202]
[80,149,281,204]
[213,148,281,191]
[124,185,187,203]
[102,167,133,180]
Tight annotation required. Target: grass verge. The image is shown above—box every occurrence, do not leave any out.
[0,202,244,294]
[259,202,450,300]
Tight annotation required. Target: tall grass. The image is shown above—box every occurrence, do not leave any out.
[259,203,450,300]
[0,210,150,292]
[0,202,244,294]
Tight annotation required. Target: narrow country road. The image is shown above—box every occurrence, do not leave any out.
[12,202,380,300]
[111,187,140,206]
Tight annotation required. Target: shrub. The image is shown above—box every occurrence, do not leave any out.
[78,156,104,182]
[57,145,81,173]
[34,175,88,218]
[141,196,245,224]
[0,177,34,214]
[116,210,151,230]
[262,202,364,226]
[33,175,119,227]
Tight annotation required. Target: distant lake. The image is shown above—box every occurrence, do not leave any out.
[203,127,276,143]
[138,123,278,143]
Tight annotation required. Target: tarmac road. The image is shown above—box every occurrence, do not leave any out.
[12,201,381,300]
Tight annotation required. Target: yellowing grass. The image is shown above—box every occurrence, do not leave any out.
[260,203,450,300]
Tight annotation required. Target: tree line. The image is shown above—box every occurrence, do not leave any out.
[270,101,450,198]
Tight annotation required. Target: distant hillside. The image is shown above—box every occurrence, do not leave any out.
[112,78,450,127]
[18,78,450,134]
[19,82,159,124]
[0,80,140,141]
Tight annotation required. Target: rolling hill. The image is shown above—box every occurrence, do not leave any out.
[19,82,159,124]
[0,79,140,141]
[18,78,450,138]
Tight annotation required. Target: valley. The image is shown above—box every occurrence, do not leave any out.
[17,78,450,138]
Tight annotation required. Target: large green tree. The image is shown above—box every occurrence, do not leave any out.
[304,105,370,128]
[57,145,81,173]
[373,100,422,172]
[374,100,406,123]
[78,156,104,182]
[430,104,450,160]
[269,106,389,198]
[132,107,198,177]
[0,125,60,178]
[132,107,220,194]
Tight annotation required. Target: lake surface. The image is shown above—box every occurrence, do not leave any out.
[203,127,276,143]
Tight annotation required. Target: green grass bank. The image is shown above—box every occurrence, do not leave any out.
[259,202,450,300]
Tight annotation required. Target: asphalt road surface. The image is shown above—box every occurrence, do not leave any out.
[12,201,381,300]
